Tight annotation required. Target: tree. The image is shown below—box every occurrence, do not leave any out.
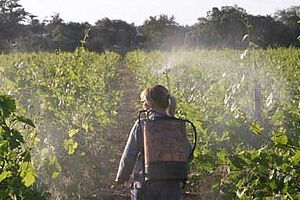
[141,14,185,49]
[43,14,90,51]
[0,0,28,51]
[247,15,296,48]
[274,5,300,46]
[15,15,49,51]
[186,5,299,49]
[187,6,248,48]
[87,18,137,54]
[275,6,300,26]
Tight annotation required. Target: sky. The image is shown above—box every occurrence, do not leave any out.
[19,0,299,26]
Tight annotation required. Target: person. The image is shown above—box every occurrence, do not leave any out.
[115,84,191,200]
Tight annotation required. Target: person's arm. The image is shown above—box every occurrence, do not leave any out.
[115,120,140,184]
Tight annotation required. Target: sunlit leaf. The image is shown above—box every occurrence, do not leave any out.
[272,130,288,145]
[284,175,292,183]
[236,178,244,188]
[82,123,89,132]
[68,129,79,138]
[63,138,78,155]
[0,140,8,151]
[250,123,264,135]
[19,162,36,187]
[49,155,62,178]
[290,150,300,165]
[217,150,228,164]
[236,187,247,198]
[0,171,12,182]
[269,169,275,179]
[265,93,273,107]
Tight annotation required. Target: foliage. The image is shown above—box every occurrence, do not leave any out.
[0,48,122,198]
[0,94,46,199]
[0,0,29,50]
[141,14,185,49]
[0,44,299,199]
[1,2,300,52]
[187,5,300,48]
[87,18,137,54]
[125,48,300,199]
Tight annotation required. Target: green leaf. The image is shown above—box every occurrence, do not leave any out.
[198,152,215,172]
[82,123,89,132]
[236,178,245,188]
[272,130,288,145]
[52,171,60,179]
[236,187,247,198]
[290,150,300,165]
[274,135,288,145]
[269,169,275,179]
[284,175,292,183]
[0,94,16,118]
[269,179,277,190]
[230,155,248,168]
[48,155,62,178]
[15,116,36,128]
[0,171,12,182]
[63,138,78,155]
[250,122,263,135]
[0,140,8,151]
[217,150,228,164]
[19,162,36,187]
[68,129,79,138]
[23,172,35,187]
[9,129,24,149]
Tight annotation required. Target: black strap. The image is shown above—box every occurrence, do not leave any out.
[138,111,146,183]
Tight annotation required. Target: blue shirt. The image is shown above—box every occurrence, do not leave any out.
[116,119,144,183]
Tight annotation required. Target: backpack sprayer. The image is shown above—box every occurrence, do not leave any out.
[138,109,197,182]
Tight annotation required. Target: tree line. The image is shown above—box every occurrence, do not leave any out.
[1,0,299,53]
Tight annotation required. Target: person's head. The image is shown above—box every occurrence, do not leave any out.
[140,85,176,116]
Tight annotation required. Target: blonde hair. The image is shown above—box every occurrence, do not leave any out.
[140,85,176,116]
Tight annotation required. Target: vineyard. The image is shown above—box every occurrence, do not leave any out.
[0,47,299,199]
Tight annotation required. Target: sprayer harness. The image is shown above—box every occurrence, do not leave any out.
[137,109,197,185]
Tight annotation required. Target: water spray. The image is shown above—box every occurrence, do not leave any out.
[163,68,171,92]
[254,83,262,121]
[242,17,263,122]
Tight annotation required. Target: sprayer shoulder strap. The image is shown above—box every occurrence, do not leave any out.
[137,118,146,181]
[137,109,197,175]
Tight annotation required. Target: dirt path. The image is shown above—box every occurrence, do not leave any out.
[96,61,139,199]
